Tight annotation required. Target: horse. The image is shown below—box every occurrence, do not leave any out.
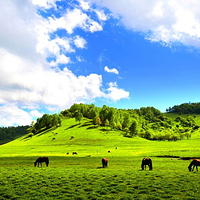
[102,158,108,168]
[141,158,152,170]
[34,157,49,167]
[188,159,200,171]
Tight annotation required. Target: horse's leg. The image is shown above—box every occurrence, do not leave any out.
[196,166,198,171]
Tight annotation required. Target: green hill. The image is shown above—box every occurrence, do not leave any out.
[1,116,200,158]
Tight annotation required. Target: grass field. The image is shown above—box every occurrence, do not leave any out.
[0,117,200,199]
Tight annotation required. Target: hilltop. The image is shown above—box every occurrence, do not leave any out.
[1,115,200,159]
[1,102,200,146]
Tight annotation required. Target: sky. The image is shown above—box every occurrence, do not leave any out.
[1,0,200,126]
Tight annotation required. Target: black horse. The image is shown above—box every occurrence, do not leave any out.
[188,159,200,171]
[102,158,108,168]
[141,158,152,170]
[34,157,49,167]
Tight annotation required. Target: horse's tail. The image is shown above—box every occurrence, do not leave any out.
[46,157,49,167]
[141,158,145,170]
[149,159,153,170]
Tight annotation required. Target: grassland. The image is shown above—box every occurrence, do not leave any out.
[0,117,200,199]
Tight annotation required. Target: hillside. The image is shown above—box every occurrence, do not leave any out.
[1,117,200,159]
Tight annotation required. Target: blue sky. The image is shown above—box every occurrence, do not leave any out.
[1,0,200,126]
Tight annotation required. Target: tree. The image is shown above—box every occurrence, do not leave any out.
[116,122,122,130]
[93,116,102,126]
[27,121,36,134]
[96,116,102,126]
[129,120,138,137]
[122,113,130,130]
[75,111,83,124]
[105,119,110,130]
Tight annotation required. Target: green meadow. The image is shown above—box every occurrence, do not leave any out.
[1,117,200,199]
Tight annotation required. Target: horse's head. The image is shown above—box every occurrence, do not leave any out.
[34,161,37,167]
[188,165,192,171]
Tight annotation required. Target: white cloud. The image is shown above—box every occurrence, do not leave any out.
[76,56,85,62]
[95,10,108,21]
[32,0,60,9]
[74,36,87,48]
[104,66,119,74]
[50,54,71,66]
[0,48,104,109]
[89,0,200,48]
[30,110,43,118]
[79,0,90,10]
[106,82,129,101]
[0,105,33,126]
[48,8,103,34]
[0,0,41,61]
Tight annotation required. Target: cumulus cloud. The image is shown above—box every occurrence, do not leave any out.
[0,48,104,108]
[74,36,87,48]
[0,104,43,127]
[0,0,129,126]
[89,0,200,48]
[106,82,129,101]
[104,66,119,74]
[32,0,60,9]
[78,0,90,10]
[95,9,108,21]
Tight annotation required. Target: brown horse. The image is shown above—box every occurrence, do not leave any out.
[102,158,108,168]
[188,159,200,171]
[141,158,152,170]
[34,157,49,167]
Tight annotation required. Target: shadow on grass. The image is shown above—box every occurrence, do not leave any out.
[20,127,57,141]
[78,122,92,128]
[87,126,98,130]
[36,127,57,137]
[96,167,106,169]
[100,128,109,132]
[154,155,199,160]
[65,124,79,130]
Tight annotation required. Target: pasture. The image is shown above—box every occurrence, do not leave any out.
[0,117,200,199]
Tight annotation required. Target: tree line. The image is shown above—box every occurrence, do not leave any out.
[27,113,62,135]
[0,125,30,145]
[166,102,200,114]
[61,103,199,141]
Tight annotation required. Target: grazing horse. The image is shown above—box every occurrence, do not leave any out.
[102,158,108,168]
[34,157,49,167]
[141,158,152,170]
[188,159,200,171]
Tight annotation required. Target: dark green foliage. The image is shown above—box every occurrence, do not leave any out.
[129,120,137,137]
[34,113,62,133]
[122,113,130,130]
[75,111,83,124]
[167,102,200,114]
[0,125,30,144]
[62,103,198,141]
